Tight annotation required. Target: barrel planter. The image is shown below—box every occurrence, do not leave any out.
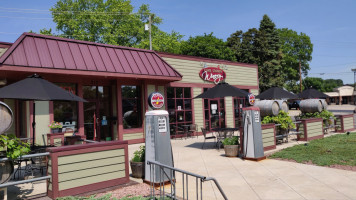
[300,99,323,113]
[224,145,239,157]
[0,101,13,135]
[261,124,276,151]
[275,100,289,113]
[334,114,355,133]
[297,118,324,141]
[254,100,280,117]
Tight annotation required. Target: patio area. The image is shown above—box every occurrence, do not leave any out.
[129,134,356,200]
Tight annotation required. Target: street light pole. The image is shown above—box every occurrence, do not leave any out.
[352,68,356,90]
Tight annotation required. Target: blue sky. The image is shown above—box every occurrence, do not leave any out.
[1,0,356,84]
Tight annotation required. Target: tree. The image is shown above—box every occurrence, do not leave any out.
[41,0,166,48]
[303,77,343,92]
[135,30,183,54]
[227,15,284,91]
[180,33,236,61]
[278,28,313,82]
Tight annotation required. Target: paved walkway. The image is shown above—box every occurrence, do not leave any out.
[130,134,356,200]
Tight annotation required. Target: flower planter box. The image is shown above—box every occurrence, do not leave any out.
[334,114,355,133]
[297,118,324,141]
[261,124,276,151]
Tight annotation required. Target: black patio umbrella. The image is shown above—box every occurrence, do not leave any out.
[256,87,298,99]
[298,88,329,99]
[194,82,249,99]
[0,74,87,146]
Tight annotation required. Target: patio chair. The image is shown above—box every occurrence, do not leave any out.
[188,124,198,138]
[201,128,216,149]
[25,148,47,178]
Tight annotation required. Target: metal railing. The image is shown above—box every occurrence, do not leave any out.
[146,160,228,200]
[0,152,51,188]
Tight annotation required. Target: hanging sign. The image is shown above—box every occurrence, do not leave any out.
[248,93,255,106]
[199,67,226,84]
[148,92,165,109]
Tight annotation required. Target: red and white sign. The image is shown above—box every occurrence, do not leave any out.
[248,93,255,106]
[148,92,165,109]
[199,67,226,84]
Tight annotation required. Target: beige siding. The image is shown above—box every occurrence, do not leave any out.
[262,128,274,148]
[193,88,204,130]
[162,57,258,86]
[299,124,305,139]
[123,132,143,140]
[56,149,125,191]
[0,48,7,57]
[225,97,234,128]
[307,121,323,137]
[158,86,165,110]
[344,117,354,130]
[35,101,50,145]
[250,89,259,95]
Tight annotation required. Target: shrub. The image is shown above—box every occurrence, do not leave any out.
[131,145,145,162]
[0,134,31,159]
[222,136,239,145]
[262,110,295,130]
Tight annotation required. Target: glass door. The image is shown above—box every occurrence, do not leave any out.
[205,99,226,130]
[83,86,112,141]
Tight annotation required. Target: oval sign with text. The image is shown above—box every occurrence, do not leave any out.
[199,67,226,84]
[148,92,165,109]
[248,93,255,106]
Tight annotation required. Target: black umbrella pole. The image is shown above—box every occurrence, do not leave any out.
[32,101,36,147]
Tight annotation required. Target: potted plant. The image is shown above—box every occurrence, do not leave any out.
[262,110,295,135]
[0,134,30,159]
[222,136,239,157]
[48,121,63,133]
[130,145,145,178]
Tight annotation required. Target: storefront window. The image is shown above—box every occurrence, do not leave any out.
[122,85,142,129]
[234,98,247,128]
[53,83,78,131]
[167,87,192,136]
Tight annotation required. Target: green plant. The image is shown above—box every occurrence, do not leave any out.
[222,136,239,146]
[0,134,31,159]
[299,110,335,126]
[262,110,295,130]
[131,145,145,162]
[48,121,63,129]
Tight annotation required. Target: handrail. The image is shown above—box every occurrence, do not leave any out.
[0,152,50,162]
[147,160,228,200]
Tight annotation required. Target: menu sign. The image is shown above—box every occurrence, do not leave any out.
[199,67,226,84]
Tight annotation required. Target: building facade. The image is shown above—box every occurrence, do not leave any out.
[0,33,259,145]
[325,86,356,105]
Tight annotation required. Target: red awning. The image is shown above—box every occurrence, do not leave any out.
[0,33,182,81]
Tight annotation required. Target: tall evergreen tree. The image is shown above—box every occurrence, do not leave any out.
[227,15,284,91]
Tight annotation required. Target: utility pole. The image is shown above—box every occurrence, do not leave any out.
[149,14,152,50]
[299,60,302,93]
[352,68,356,90]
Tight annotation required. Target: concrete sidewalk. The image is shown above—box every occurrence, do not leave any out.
[130,134,356,200]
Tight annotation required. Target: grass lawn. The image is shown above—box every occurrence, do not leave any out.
[269,132,356,167]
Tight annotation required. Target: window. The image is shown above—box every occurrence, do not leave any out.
[122,85,142,129]
[167,87,192,136]
[234,98,247,128]
[53,83,78,131]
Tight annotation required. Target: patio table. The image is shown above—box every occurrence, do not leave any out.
[212,128,239,150]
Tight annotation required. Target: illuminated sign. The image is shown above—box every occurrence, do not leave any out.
[199,67,226,84]
[148,92,165,109]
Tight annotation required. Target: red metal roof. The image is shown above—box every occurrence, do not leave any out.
[0,33,182,80]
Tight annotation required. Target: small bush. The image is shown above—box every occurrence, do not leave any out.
[131,145,145,162]
[222,136,239,145]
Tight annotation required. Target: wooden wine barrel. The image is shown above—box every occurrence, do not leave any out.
[320,99,328,110]
[275,100,289,113]
[254,100,280,117]
[300,99,323,113]
[0,160,14,184]
[0,101,13,135]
